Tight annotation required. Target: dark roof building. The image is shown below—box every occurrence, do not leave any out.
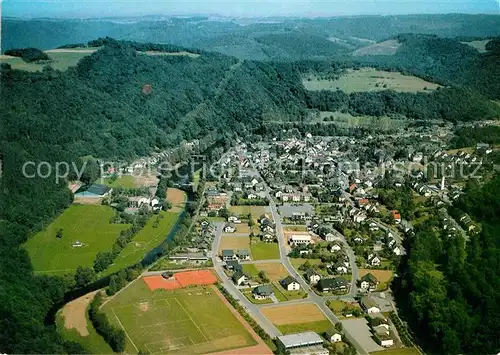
[75,183,111,197]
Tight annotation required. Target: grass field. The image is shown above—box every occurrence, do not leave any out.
[250,242,280,260]
[327,300,362,317]
[105,211,180,275]
[359,269,394,291]
[290,258,328,275]
[0,48,98,72]
[462,39,490,53]
[353,39,401,56]
[219,236,250,252]
[229,206,270,217]
[303,68,440,93]
[242,263,260,277]
[24,205,130,275]
[256,263,290,281]
[102,175,138,189]
[102,280,256,354]
[262,303,333,334]
[370,347,421,355]
[313,111,409,130]
[167,188,187,213]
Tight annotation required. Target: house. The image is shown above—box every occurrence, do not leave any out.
[325,330,342,343]
[246,192,258,199]
[360,273,379,292]
[236,249,251,261]
[393,246,402,256]
[324,232,336,242]
[330,243,342,252]
[280,276,301,291]
[368,253,381,266]
[224,223,236,233]
[261,232,276,243]
[317,277,348,293]
[305,269,321,284]
[232,271,249,286]
[228,215,241,224]
[373,324,394,347]
[360,296,381,314]
[225,260,242,272]
[252,284,274,300]
[289,234,312,246]
[334,263,348,275]
[391,210,401,224]
[261,224,274,233]
[349,183,357,193]
[222,249,236,261]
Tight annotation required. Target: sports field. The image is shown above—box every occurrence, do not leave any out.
[101,280,256,354]
[24,205,131,275]
[303,68,440,93]
[261,303,333,335]
[105,211,180,275]
[0,48,99,72]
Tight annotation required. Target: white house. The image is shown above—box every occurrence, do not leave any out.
[368,253,381,266]
[280,276,300,291]
[224,223,236,233]
[393,246,402,256]
[329,333,342,343]
[232,271,249,286]
[228,215,241,224]
[361,297,381,314]
[289,234,312,246]
[305,269,321,285]
[330,243,342,252]
[325,232,336,242]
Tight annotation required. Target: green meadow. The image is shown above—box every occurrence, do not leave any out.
[24,205,130,275]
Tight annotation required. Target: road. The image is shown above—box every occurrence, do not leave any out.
[211,222,282,338]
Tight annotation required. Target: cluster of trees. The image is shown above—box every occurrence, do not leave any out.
[395,177,500,354]
[451,125,500,149]
[88,292,125,352]
[4,47,50,62]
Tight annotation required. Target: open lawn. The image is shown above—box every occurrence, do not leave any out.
[229,206,270,218]
[290,258,328,276]
[313,111,409,130]
[370,347,421,355]
[255,263,290,281]
[24,205,130,275]
[0,48,98,72]
[102,281,256,354]
[242,264,260,277]
[272,282,307,302]
[102,175,138,189]
[327,300,362,317]
[303,68,440,93]
[219,236,250,252]
[105,211,180,275]
[262,303,333,334]
[250,242,280,260]
[359,269,394,290]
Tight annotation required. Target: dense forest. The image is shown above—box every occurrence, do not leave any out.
[1,35,500,353]
[395,176,500,354]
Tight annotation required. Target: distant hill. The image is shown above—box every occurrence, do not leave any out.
[3,14,500,61]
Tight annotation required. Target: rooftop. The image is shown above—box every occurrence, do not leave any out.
[278,331,324,349]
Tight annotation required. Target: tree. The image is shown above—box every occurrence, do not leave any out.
[258,271,270,283]
[56,228,63,239]
[74,266,95,287]
[219,207,229,219]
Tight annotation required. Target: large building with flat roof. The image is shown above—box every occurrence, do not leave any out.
[277,332,328,355]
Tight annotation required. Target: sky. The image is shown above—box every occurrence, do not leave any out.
[3,0,499,18]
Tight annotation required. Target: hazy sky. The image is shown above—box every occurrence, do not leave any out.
[3,0,500,18]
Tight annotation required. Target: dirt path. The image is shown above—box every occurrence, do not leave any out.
[61,290,98,336]
[209,285,272,355]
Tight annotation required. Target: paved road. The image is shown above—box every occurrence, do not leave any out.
[211,222,282,338]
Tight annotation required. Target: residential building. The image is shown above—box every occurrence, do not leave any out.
[360,273,379,292]
[232,271,249,286]
[252,284,274,300]
[305,269,321,285]
[360,296,381,314]
[236,249,251,261]
[289,234,312,246]
[224,223,236,233]
[222,249,236,261]
[317,277,348,293]
[281,276,301,291]
[325,330,342,343]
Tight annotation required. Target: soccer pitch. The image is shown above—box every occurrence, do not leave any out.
[102,280,256,354]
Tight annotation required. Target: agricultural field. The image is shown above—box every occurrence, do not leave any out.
[0,48,99,72]
[219,236,250,252]
[261,303,333,335]
[167,188,187,213]
[102,175,138,189]
[24,205,130,275]
[250,242,280,260]
[101,280,256,354]
[462,39,490,53]
[57,292,112,354]
[140,50,200,58]
[352,39,401,56]
[359,269,394,291]
[303,68,440,93]
[105,211,180,275]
